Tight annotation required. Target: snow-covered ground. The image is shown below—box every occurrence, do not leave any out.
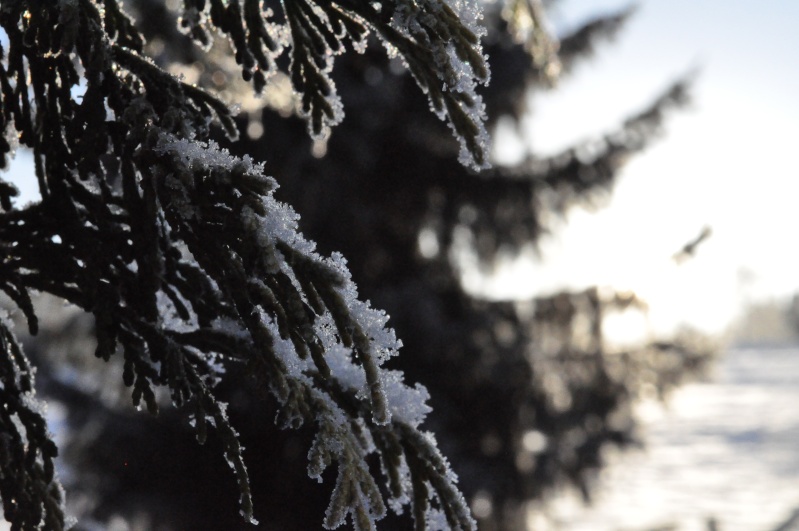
[537,345,799,531]
[4,346,797,531]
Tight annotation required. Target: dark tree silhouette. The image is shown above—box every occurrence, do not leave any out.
[0,0,712,530]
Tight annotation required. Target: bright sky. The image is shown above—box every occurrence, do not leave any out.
[483,0,799,337]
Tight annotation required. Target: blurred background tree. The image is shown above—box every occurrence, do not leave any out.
[9,0,715,529]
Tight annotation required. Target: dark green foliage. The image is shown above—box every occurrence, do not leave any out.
[177,0,490,166]
[0,0,714,529]
[213,3,709,527]
[0,0,502,529]
[0,321,64,531]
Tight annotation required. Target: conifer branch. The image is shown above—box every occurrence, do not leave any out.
[174,0,491,168]
[0,320,65,530]
[446,76,693,262]
[556,6,635,77]
[0,1,481,528]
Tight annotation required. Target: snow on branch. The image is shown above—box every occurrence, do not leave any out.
[177,0,492,169]
[0,0,481,528]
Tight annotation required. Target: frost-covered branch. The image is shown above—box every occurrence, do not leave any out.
[0,0,489,528]
[177,0,491,168]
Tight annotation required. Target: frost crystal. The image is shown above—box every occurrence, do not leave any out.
[155,135,266,177]
[157,129,438,433]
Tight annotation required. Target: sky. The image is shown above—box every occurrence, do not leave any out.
[481,0,799,337]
